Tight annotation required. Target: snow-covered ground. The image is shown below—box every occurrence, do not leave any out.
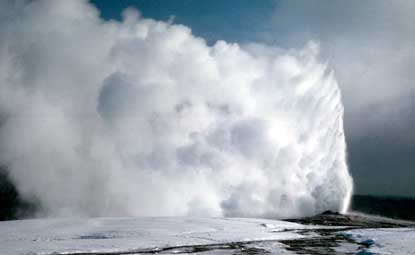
[1,217,414,255]
[0,217,306,254]
[339,228,415,255]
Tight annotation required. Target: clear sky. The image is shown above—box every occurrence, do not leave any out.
[90,0,276,45]
[90,0,415,197]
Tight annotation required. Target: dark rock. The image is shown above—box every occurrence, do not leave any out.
[286,211,415,228]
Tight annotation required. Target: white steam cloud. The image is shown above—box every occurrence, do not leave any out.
[0,0,352,218]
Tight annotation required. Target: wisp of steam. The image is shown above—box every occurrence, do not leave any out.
[0,0,352,218]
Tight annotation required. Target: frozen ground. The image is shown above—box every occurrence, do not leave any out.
[0,217,308,254]
[0,216,414,254]
[338,228,415,255]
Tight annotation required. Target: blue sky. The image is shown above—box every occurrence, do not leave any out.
[91,0,276,45]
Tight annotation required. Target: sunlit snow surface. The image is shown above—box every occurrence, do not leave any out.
[1,217,414,255]
[0,217,304,254]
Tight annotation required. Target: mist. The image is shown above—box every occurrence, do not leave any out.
[0,0,352,218]
[271,0,415,196]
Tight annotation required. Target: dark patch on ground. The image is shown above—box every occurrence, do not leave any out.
[286,210,415,228]
[44,241,274,255]
[280,227,357,255]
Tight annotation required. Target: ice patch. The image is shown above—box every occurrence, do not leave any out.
[339,228,415,255]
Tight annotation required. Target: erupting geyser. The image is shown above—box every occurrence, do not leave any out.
[0,0,352,218]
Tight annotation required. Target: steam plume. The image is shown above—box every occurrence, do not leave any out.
[0,0,352,218]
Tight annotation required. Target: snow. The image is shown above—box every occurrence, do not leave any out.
[339,228,415,254]
[0,217,305,255]
[2,217,415,255]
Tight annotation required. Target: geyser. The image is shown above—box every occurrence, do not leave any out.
[0,0,352,218]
